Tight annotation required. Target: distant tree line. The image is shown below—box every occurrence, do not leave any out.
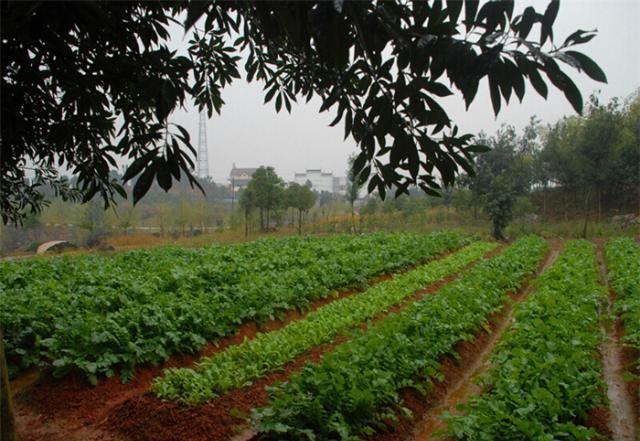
[239,167,316,236]
[356,91,640,239]
[2,92,637,251]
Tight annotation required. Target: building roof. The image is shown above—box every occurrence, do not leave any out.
[229,167,258,177]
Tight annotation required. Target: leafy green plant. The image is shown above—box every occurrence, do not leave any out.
[446,240,607,441]
[606,237,640,393]
[252,236,547,440]
[0,232,465,382]
[153,242,496,404]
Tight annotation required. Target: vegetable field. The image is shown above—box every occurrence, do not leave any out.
[0,231,465,382]
[3,233,638,441]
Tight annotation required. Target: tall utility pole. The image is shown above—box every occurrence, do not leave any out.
[196,111,209,179]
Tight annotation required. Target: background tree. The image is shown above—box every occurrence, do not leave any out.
[535,92,639,234]
[346,154,365,233]
[613,92,640,213]
[575,95,622,232]
[286,183,316,235]
[238,186,255,240]
[2,0,606,225]
[244,167,284,232]
[471,126,531,240]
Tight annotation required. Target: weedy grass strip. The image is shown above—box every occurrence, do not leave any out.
[446,240,607,441]
[252,236,547,440]
[153,242,497,404]
[0,232,466,383]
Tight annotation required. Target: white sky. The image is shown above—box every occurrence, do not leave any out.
[169,0,640,184]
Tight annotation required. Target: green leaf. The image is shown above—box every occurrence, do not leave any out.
[516,7,536,39]
[464,0,480,32]
[563,29,597,47]
[488,73,501,116]
[528,67,548,99]
[123,149,157,182]
[185,2,210,31]
[156,159,172,192]
[466,144,491,153]
[133,162,157,204]
[423,81,453,97]
[564,50,607,83]
[540,0,559,45]
[545,64,583,114]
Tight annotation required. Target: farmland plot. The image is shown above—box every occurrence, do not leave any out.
[153,241,497,404]
[10,234,635,441]
[606,237,640,368]
[0,231,465,383]
[605,237,640,436]
[446,240,609,441]
[252,236,547,439]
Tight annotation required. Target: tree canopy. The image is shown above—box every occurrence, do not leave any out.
[471,125,532,239]
[285,182,316,234]
[1,0,606,224]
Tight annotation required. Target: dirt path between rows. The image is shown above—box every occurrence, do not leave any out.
[368,239,562,441]
[11,245,490,441]
[596,245,637,441]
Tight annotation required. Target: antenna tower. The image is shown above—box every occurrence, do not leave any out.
[196,111,209,178]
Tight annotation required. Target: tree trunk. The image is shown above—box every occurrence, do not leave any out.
[1,328,17,441]
[582,188,591,239]
[350,201,355,234]
[298,209,302,235]
[493,220,505,241]
[266,209,270,232]
[244,208,249,240]
[259,208,264,232]
[597,187,602,224]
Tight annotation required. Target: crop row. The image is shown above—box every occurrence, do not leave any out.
[0,232,466,382]
[447,240,607,441]
[252,236,548,440]
[153,242,497,404]
[606,237,640,356]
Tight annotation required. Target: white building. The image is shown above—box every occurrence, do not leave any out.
[293,169,346,194]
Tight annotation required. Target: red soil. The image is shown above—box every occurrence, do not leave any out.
[586,407,612,440]
[108,338,345,441]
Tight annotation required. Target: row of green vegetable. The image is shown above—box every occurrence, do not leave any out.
[446,240,608,441]
[605,237,640,399]
[153,241,497,404]
[252,235,548,440]
[606,237,640,356]
[0,232,467,382]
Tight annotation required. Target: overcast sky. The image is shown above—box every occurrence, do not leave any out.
[169,0,640,184]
